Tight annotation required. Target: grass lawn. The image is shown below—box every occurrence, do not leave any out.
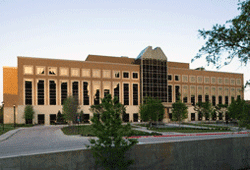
[0,124,34,135]
[148,127,231,133]
[61,125,162,136]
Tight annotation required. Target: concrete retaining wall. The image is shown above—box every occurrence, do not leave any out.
[0,137,249,170]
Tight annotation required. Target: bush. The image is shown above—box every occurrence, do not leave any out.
[24,105,35,124]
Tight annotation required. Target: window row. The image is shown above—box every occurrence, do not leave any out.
[167,74,242,85]
[24,66,139,79]
[24,80,139,106]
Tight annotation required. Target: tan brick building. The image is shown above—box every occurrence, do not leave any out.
[3,46,244,125]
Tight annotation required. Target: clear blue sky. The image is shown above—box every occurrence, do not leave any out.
[1,0,249,102]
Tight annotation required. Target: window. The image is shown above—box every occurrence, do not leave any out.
[191,96,195,106]
[218,78,223,84]
[36,67,45,75]
[103,81,111,98]
[212,96,216,106]
[175,86,180,102]
[25,81,32,105]
[224,78,229,84]
[198,95,202,102]
[24,66,33,75]
[175,75,179,81]
[93,69,101,78]
[61,82,67,105]
[103,70,111,78]
[123,72,129,78]
[205,95,209,102]
[236,79,241,85]
[225,96,229,105]
[114,82,120,103]
[72,81,79,104]
[211,77,216,84]
[83,81,90,105]
[182,75,188,82]
[48,67,57,75]
[168,75,172,81]
[183,97,188,103]
[93,81,100,105]
[71,68,80,77]
[113,71,120,78]
[218,96,222,104]
[82,69,90,77]
[168,85,172,103]
[49,80,56,105]
[133,84,138,105]
[205,77,209,84]
[230,78,235,85]
[133,72,138,79]
[197,76,203,83]
[37,80,44,105]
[124,83,129,105]
[190,76,196,83]
[60,68,69,76]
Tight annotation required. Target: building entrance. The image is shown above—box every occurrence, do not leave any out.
[50,114,56,124]
[133,113,138,122]
[38,114,45,124]
[191,113,195,121]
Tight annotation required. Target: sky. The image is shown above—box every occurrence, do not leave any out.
[1,0,249,102]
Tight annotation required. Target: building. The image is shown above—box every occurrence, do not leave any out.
[3,46,244,125]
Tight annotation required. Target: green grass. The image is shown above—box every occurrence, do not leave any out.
[0,124,34,135]
[61,125,162,136]
[148,127,231,133]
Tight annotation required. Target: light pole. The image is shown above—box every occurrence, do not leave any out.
[13,104,16,129]
[2,101,4,131]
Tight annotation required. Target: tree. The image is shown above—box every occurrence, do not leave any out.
[24,105,35,124]
[62,96,80,124]
[227,97,245,120]
[193,0,250,73]
[194,101,213,121]
[56,110,66,124]
[172,100,188,126]
[87,94,138,170]
[239,103,250,129]
[139,96,165,127]
[0,106,3,124]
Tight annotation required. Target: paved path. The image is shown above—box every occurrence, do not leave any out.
[0,124,249,158]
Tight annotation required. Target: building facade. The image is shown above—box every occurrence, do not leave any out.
[3,46,244,125]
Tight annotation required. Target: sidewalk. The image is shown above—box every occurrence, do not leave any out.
[0,128,25,142]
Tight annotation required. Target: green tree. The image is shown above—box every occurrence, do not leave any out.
[193,0,250,71]
[227,97,245,120]
[24,105,35,124]
[62,96,80,124]
[139,96,165,127]
[239,103,250,129]
[194,101,213,121]
[172,100,188,126]
[87,94,138,170]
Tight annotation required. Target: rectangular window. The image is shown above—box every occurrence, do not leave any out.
[93,69,101,78]
[24,66,33,75]
[25,81,32,105]
[218,96,222,104]
[133,72,138,79]
[198,95,202,103]
[48,67,57,75]
[124,83,129,105]
[36,67,45,75]
[93,81,100,105]
[61,82,67,105]
[183,97,188,103]
[175,75,179,81]
[191,96,195,106]
[114,83,120,103]
[168,75,172,81]
[82,69,90,77]
[83,82,89,105]
[212,96,216,106]
[114,71,120,78]
[231,96,235,102]
[123,72,129,78]
[49,80,56,105]
[182,75,188,82]
[60,68,69,76]
[133,84,138,105]
[37,80,44,105]
[168,85,172,103]
[175,86,180,102]
[71,68,80,77]
[225,96,229,105]
[72,81,79,104]
[205,95,209,102]
[103,70,111,78]
[197,76,203,83]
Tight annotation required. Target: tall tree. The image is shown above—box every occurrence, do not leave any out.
[139,96,165,127]
[227,97,245,120]
[194,101,213,121]
[87,94,138,170]
[172,100,188,126]
[193,0,250,84]
[62,96,80,124]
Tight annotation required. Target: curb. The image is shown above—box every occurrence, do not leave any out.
[0,128,24,142]
[128,131,250,139]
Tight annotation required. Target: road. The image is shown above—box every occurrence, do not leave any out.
[0,125,249,158]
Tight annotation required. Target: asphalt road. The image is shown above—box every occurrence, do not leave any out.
[0,125,249,158]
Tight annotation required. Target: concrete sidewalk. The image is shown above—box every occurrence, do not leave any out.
[0,128,26,142]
